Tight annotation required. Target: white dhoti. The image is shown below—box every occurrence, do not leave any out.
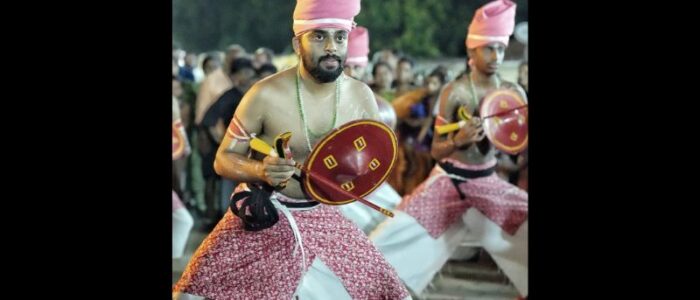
[337,182,402,234]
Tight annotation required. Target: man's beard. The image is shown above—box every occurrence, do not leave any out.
[301,50,344,83]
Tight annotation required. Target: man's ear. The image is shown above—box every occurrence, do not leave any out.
[292,36,300,56]
[466,48,475,60]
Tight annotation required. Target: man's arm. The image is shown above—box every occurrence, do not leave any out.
[213,83,295,187]
[358,82,381,121]
[431,83,458,160]
[172,97,191,158]
[431,82,485,160]
[194,76,212,125]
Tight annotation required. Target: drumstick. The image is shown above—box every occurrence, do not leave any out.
[435,106,472,134]
[435,104,527,134]
[481,104,528,119]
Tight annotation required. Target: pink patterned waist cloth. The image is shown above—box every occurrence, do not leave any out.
[399,158,528,238]
[174,189,408,299]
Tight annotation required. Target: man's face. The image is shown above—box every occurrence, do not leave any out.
[231,68,257,92]
[426,75,442,96]
[254,53,270,66]
[298,28,348,83]
[470,42,506,75]
[397,61,413,84]
[185,54,197,68]
[518,63,528,89]
[374,64,393,90]
[343,64,366,81]
[226,48,246,67]
[204,59,221,75]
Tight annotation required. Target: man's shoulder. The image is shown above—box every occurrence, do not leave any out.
[345,75,374,98]
[249,67,294,98]
[236,68,296,117]
[499,79,519,89]
[498,79,527,100]
[444,78,470,100]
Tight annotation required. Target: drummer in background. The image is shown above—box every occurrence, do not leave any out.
[369,1,529,299]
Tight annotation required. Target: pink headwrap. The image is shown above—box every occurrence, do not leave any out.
[346,26,369,67]
[466,0,516,49]
[293,0,360,36]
